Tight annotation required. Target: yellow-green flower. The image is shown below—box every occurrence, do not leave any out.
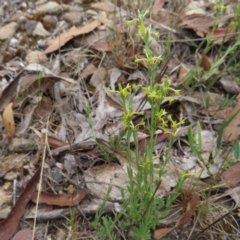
[120,83,131,99]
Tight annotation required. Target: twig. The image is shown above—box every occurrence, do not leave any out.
[189,206,240,239]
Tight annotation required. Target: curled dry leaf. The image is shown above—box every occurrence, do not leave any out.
[0,69,24,111]
[31,191,87,207]
[175,193,199,227]
[2,102,15,138]
[45,136,68,148]
[0,169,40,240]
[153,227,174,239]
[0,63,75,111]
[153,193,199,239]
[201,52,211,71]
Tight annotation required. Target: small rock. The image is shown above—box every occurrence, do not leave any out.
[43,15,57,30]
[35,0,47,6]
[25,50,48,64]
[219,76,240,95]
[11,12,31,22]
[91,2,117,12]
[62,4,84,12]
[65,184,76,194]
[64,154,77,177]
[86,10,98,16]
[25,20,38,33]
[36,1,61,14]
[3,181,12,191]
[4,171,19,181]
[74,0,82,4]
[0,207,11,219]
[63,12,84,25]
[51,167,63,183]
[0,22,17,40]
[8,138,36,153]
[33,22,50,37]
[0,189,11,207]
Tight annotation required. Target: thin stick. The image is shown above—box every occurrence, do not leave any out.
[189,206,240,240]
[32,115,50,240]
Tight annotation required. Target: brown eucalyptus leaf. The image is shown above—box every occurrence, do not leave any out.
[44,20,100,54]
[2,102,15,138]
[201,52,211,71]
[0,169,40,240]
[223,95,240,142]
[31,191,87,207]
[12,229,33,240]
[221,162,240,187]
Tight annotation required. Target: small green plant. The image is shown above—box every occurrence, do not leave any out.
[69,207,76,230]
[184,0,240,90]
[93,10,184,239]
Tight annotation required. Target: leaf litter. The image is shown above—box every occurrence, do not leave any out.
[0,0,240,239]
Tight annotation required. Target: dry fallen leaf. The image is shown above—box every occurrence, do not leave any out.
[2,102,15,138]
[44,20,100,54]
[153,227,174,239]
[201,52,211,71]
[131,131,170,154]
[12,229,33,240]
[46,136,67,148]
[180,13,234,40]
[210,26,235,44]
[221,162,240,187]
[31,191,86,207]
[84,163,129,201]
[81,64,97,79]
[152,0,166,14]
[0,169,40,240]
[91,40,113,52]
[0,69,24,111]
[223,95,240,142]
[153,193,199,239]
[175,194,199,227]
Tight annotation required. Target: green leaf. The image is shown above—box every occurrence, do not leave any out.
[188,127,203,160]
[234,141,240,160]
